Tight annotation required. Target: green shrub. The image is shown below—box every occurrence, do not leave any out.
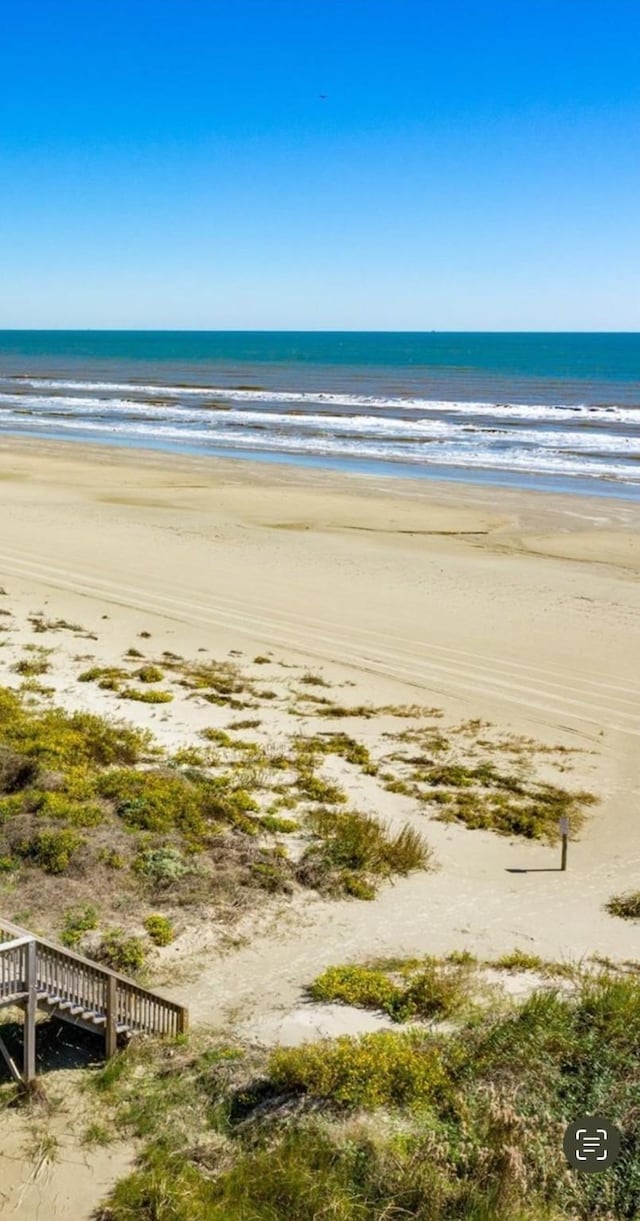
[270,1029,448,1108]
[310,964,402,1012]
[12,655,50,677]
[17,828,84,874]
[61,904,98,947]
[100,847,126,869]
[200,728,234,747]
[316,703,376,719]
[96,928,147,976]
[134,847,190,887]
[494,950,545,972]
[311,960,471,1022]
[251,847,293,894]
[341,872,376,900]
[119,687,173,704]
[302,808,430,894]
[134,665,165,684]
[78,665,127,688]
[259,814,299,834]
[0,688,149,768]
[171,746,207,767]
[294,731,374,771]
[96,769,205,835]
[31,789,104,827]
[606,890,640,920]
[296,768,347,805]
[143,914,175,946]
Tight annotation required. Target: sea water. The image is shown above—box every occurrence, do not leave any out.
[0,331,638,497]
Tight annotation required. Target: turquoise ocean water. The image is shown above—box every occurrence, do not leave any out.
[0,331,638,497]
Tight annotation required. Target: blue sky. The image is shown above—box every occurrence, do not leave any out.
[1,0,639,330]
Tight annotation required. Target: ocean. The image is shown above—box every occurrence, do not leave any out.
[0,331,638,497]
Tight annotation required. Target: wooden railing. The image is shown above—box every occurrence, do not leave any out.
[0,936,31,1004]
[0,917,187,1047]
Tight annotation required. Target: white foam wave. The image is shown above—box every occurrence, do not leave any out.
[0,410,637,482]
[1,377,638,426]
[0,393,637,456]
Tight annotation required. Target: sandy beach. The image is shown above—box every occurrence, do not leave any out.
[0,437,639,1217]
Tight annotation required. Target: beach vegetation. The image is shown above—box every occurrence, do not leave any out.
[60,903,99,947]
[96,768,207,835]
[176,658,247,695]
[119,687,174,703]
[299,671,330,686]
[82,1121,112,1147]
[134,665,164,684]
[125,647,144,658]
[310,958,473,1021]
[200,728,234,747]
[297,808,430,897]
[12,650,52,677]
[494,950,545,972]
[295,730,375,771]
[96,928,148,975]
[143,913,175,946]
[251,846,294,894]
[16,827,84,873]
[28,614,85,634]
[259,814,299,834]
[100,848,126,869]
[606,890,640,920]
[313,702,377,718]
[171,745,208,767]
[90,965,640,1221]
[19,678,55,696]
[296,767,347,804]
[134,846,190,889]
[272,1028,448,1109]
[78,665,127,688]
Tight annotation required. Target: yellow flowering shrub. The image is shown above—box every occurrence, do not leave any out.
[270,1029,448,1108]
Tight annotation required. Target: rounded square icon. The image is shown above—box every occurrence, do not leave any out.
[563,1115,622,1172]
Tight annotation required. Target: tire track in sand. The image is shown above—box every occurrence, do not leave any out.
[0,547,638,738]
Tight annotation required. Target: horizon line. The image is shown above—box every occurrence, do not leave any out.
[0,328,639,336]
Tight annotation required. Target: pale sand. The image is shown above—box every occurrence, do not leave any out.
[0,437,639,1216]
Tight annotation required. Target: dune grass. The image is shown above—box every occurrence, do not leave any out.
[606,890,640,920]
[310,958,473,1021]
[92,971,640,1220]
[298,808,430,898]
[0,684,436,947]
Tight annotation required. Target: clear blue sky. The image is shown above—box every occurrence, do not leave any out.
[1,0,639,330]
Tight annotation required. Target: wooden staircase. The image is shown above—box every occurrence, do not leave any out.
[0,917,188,1082]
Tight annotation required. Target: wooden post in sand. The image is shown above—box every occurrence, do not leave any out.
[559,816,569,871]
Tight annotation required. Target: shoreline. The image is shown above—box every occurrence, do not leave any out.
[1,426,639,502]
[2,432,640,525]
